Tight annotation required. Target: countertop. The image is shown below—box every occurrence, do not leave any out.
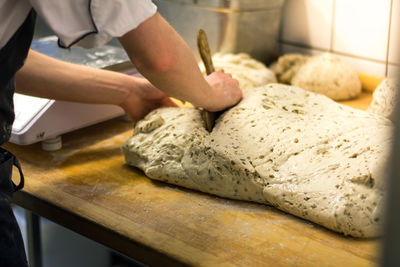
[5,89,380,266]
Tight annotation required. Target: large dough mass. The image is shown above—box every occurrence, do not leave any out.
[122,84,392,238]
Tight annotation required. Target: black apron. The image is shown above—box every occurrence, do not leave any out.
[0,9,36,267]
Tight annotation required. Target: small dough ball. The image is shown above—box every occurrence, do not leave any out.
[199,53,277,90]
[291,53,362,101]
[368,78,399,121]
[270,53,309,84]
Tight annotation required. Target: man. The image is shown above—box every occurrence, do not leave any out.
[1,1,242,266]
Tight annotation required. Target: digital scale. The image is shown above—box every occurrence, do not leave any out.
[11,36,138,151]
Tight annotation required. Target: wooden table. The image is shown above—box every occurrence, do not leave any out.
[5,92,380,267]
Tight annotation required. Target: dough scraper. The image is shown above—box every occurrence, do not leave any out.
[197,29,217,132]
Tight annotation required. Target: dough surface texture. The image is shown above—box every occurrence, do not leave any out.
[270,53,310,84]
[199,53,277,90]
[272,53,362,101]
[122,84,392,238]
[368,78,399,121]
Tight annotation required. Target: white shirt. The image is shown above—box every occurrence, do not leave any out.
[0,0,157,49]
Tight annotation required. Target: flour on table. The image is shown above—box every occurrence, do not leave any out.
[199,53,277,90]
[122,84,392,238]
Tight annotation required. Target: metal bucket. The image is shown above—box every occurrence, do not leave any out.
[153,0,285,64]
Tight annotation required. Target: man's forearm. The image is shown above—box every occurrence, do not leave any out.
[15,49,134,106]
[118,13,216,109]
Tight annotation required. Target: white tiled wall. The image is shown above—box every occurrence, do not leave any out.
[280,0,333,50]
[279,0,399,78]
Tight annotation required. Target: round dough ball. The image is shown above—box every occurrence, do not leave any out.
[270,53,309,84]
[291,53,362,101]
[368,78,399,121]
[199,53,277,90]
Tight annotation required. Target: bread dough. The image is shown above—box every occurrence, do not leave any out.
[292,53,362,100]
[271,53,362,101]
[199,53,277,90]
[122,84,392,238]
[270,53,310,84]
[368,78,399,121]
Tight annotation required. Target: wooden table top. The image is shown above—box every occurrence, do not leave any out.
[5,91,380,267]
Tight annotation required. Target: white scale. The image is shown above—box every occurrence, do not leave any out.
[11,36,138,151]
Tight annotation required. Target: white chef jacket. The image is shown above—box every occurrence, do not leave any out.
[0,0,157,49]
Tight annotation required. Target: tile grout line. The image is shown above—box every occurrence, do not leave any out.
[385,0,394,76]
[329,0,336,52]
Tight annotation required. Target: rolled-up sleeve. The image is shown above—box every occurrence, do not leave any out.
[28,0,157,48]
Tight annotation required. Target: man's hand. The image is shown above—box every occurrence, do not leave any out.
[204,71,242,112]
[120,77,177,122]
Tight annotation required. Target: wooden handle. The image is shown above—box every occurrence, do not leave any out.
[197,29,216,132]
[197,29,215,75]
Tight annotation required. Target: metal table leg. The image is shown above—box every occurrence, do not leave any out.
[26,210,42,267]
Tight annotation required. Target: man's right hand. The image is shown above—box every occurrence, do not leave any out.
[204,71,242,112]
